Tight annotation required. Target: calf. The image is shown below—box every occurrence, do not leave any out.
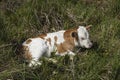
[22,25,92,67]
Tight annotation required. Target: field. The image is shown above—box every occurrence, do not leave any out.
[0,0,120,80]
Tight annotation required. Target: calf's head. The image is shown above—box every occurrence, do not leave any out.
[72,25,93,48]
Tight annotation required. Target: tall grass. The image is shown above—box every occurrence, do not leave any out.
[0,0,120,80]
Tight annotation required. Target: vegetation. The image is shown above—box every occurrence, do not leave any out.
[0,0,120,80]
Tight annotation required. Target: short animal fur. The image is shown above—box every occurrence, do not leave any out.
[22,25,92,67]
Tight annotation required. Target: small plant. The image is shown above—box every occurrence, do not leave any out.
[0,0,120,80]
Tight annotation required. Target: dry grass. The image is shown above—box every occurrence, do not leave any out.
[0,0,120,80]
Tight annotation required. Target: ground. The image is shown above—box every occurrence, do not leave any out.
[0,0,120,80]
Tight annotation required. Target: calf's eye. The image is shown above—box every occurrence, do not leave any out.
[81,37,85,40]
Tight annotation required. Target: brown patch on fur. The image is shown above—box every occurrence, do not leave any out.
[46,38,51,45]
[22,45,32,60]
[54,36,58,46]
[56,43,66,53]
[56,28,78,54]
[54,36,57,42]
[33,33,47,39]
[39,33,47,39]
[26,39,32,44]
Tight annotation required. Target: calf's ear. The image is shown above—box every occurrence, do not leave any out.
[86,25,92,30]
[71,32,78,38]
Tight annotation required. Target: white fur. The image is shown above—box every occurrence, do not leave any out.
[22,26,92,67]
[44,30,65,53]
[77,26,92,48]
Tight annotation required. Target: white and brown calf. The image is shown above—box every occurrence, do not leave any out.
[22,25,92,67]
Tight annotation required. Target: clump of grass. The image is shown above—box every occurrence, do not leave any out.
[0,0,120,80]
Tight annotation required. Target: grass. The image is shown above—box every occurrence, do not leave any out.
[0,0,120,80]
